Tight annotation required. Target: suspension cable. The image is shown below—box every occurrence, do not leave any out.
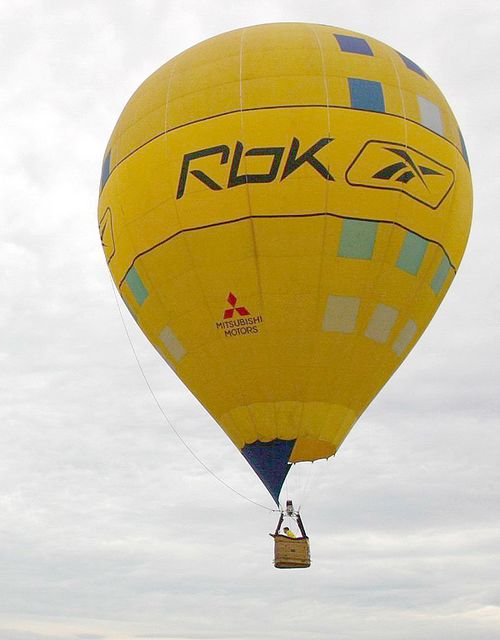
[108,274,278,512]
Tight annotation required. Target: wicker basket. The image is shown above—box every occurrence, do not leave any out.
[273,535,311,569]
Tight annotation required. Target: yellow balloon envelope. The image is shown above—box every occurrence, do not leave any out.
[98,23,472,504]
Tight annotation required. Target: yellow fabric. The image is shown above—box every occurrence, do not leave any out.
[284,529,296,539]
[98,23,472,465]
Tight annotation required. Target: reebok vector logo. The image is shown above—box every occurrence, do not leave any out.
[98,207,115,263]
[346,140,455,209]
[372,147,443,184]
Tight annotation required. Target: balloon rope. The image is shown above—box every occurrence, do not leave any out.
[109,274,278,512]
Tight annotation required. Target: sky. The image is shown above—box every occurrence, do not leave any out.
[1,0,499,638]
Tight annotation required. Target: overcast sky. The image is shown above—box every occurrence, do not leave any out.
[2,1,499,639]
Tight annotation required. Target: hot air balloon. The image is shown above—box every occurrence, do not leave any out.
[98,23,472,567]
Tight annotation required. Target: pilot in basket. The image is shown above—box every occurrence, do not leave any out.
[270,500,311,569]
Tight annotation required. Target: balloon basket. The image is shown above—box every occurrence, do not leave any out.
[272,534,311,569]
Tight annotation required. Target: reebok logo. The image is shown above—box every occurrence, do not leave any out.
[345,140,454,209]
[176,137,334,199]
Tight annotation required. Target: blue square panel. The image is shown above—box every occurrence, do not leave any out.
[399,52,427,78]
[459,129,470,167]
[335,34,373,55]
[100,150,111,192]
[348,78,385,113]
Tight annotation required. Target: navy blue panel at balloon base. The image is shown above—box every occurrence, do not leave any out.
[241,439,296,505]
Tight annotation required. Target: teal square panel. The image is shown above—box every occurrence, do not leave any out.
[396,232,428,275]
[338,219,378,259]
[431,255,451,294]
[125,266,149,305]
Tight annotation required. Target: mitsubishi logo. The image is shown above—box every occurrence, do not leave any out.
[216,293,263,337]
[223,292,250,320]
